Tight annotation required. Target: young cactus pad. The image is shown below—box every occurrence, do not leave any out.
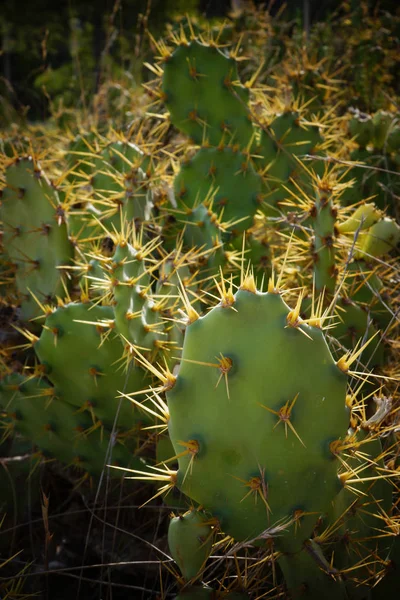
[168,509,214,581]
[166,283,349,550]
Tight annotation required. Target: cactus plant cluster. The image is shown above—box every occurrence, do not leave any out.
[341,109,400,215]
[147,270,397,599]
[0,9,399,600]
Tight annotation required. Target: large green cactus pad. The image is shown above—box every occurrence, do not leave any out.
[167,287,348,547]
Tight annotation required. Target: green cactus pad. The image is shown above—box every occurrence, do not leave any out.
[0,157,74,320]
[162,40,253,147]
[349,112,373,148]
[168,509,214,581]
[344,262,392,330]
[174,586,215,600]
[0,373,135,474]
[106,242,166,355]
[310,181,337,294]
[65,131,99,185]
[328,430,393,598]
[371,110,393,149]
[167,287,348,549]
[355,217,400,259]
[253,112,323,212]
[332,297,384,367]
[89,141,153,229]
[277,538,348,599]
[337,203,382,234]
[174,146,262,233]
[180,204,226,274]
[33,302,151,429]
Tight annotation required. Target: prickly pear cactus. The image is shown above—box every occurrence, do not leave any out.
[174,587,215,600]
[162,40,253,147]
[0,156,74,321]
[164,275,351,598]
[252,110,323,214]
[309,177,338,294]
[354,217,400,259]
[94,237,169,359]
[33,302,151,428]
[174,145,262,233]
[168,509,214,581]
[0,373,135,474]
[90,140,153,227]
[342,109,400,213]
[327,429,393,600]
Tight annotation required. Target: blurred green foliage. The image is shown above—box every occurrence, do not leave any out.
[1,0,399,124]
[0,0,199,123]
